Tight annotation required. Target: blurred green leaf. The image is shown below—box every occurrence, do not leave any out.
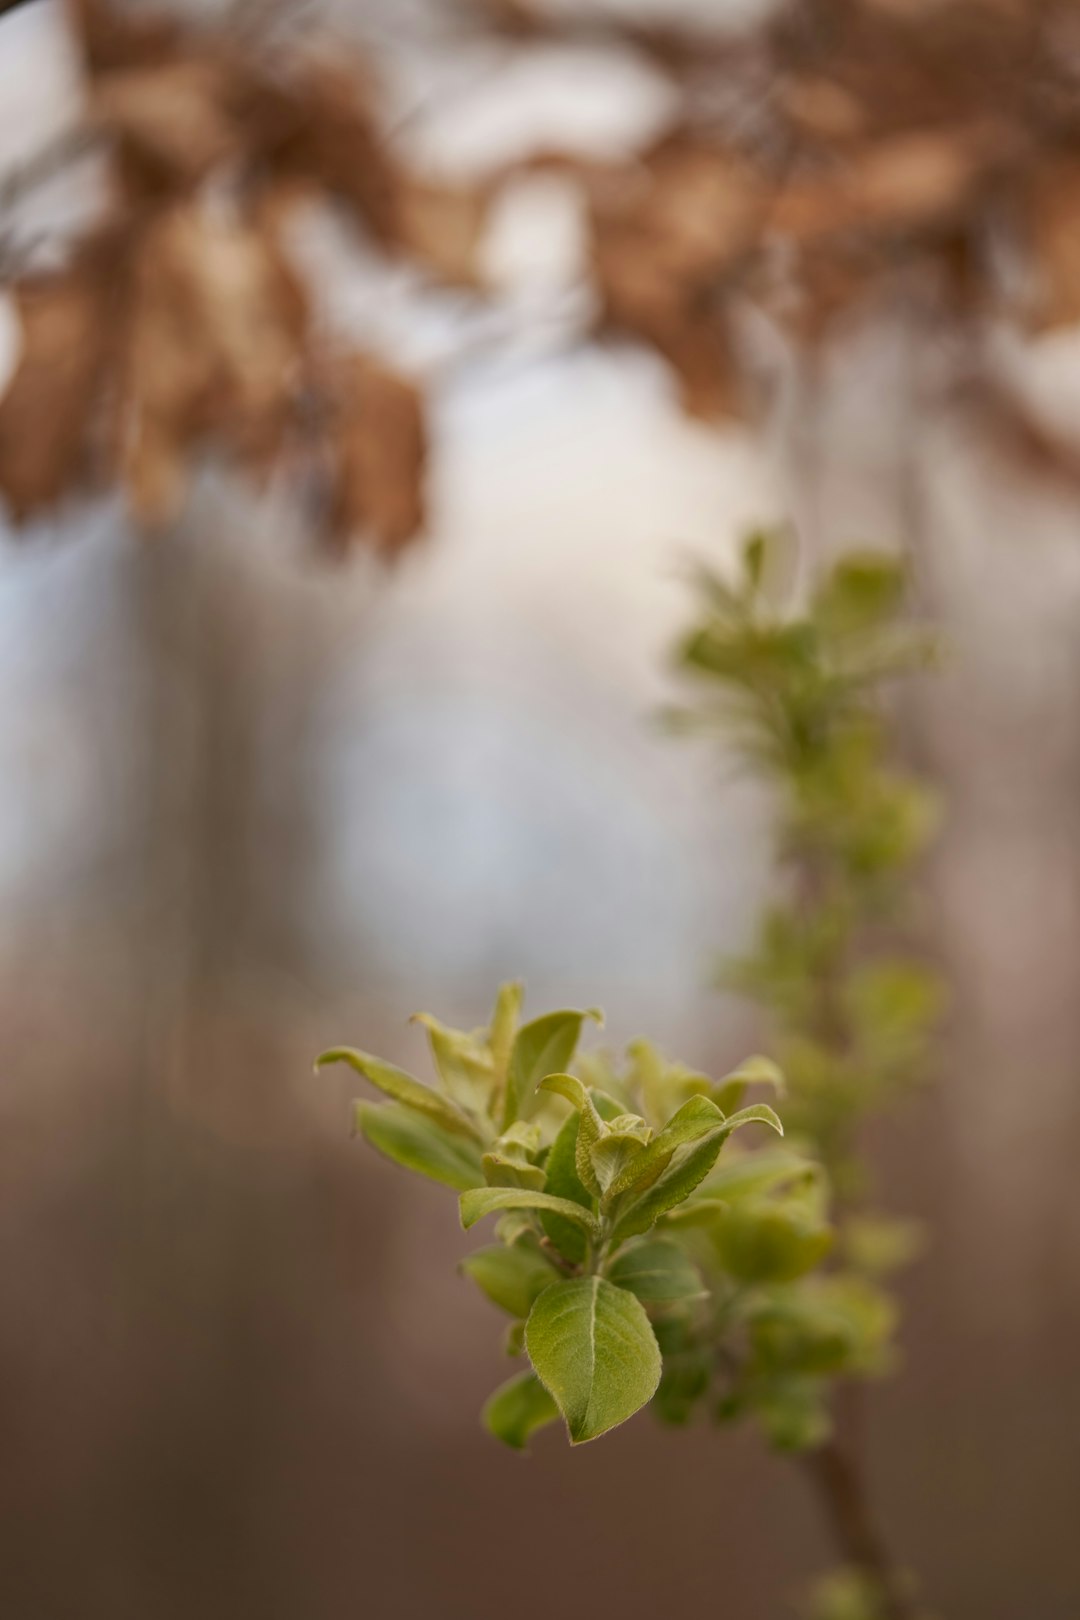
[410,1014,494,1115]
[319,1047,479,1139]
[503,1009,602,1128]
[608,1239,705,1306]
[461,1244,560,1319]
[354,1101,485,1191]
[482,1371,559,1453]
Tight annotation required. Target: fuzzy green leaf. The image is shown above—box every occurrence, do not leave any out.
[483,1371,559,1453]
[540,1110,593,1263]
[410,1015,493,1113]
[712,1053,785,1115]
[590,1128,649,1196]
[605,1094,727,1202]
[538,1072,606,1198]
[354,1101,485,1191]
[461,1244,560,1319]
[503,1009,602,1128]
[607,1240,705,1306]
[460,1187,600,1238]
[525,1276,661,1444]
[319,1047,479,1138]
[481,1152,546,1191]
[609,1102,783,1244]
[489,982,524,1079]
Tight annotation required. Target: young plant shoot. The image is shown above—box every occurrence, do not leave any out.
[674,532,940,1619]
[315,988,836,1449]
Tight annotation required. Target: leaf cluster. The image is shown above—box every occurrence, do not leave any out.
[676,531,941,1194]
[317,988,869,1450]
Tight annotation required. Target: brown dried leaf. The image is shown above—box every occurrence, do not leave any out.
[91,57,244,190]
[260,56,398,244]
[69,0,182,75]
[328,355,426,554]
[0,254,117,519]
[121,200,308,526]
[589,141,765,417]
[395,179,491,287]
[1023,157,1080,332]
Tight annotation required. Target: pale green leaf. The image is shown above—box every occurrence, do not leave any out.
[503,1009,602,1128]
[605,1094,726,1202]
[410,1014,494,1112]
[608,1129,728,1246]
[483,1371,559,1453]
[697,1147,819,1205]
[591,1126,649,1197]
[461,1244,560,1319]
[354,1101,485,1191]
[481,1148,546,1191]
[489,981,524,1080]
[720,1103,784,1139]
[712,1053,785,1115]
[609,1103,782,1245]
[319,1047,479,1139]
[459,1187,600,1238]
[525,1276,661,1444]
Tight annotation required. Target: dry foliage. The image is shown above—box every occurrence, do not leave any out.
[5,0,1080,530]
[557,0,1080,418]
[0,0,499,552]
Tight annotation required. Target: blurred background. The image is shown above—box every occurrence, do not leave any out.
[1,1,1079,1617]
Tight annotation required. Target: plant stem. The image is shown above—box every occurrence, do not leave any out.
[802,1435,916,1620]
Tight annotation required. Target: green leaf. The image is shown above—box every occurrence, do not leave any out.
[461,1244,560,1319]
[538,1073,606,1198]
[813,550,906,638]
[610,1102,784,1245]
[607,1240,705,1306]
[489,981,524,1080]
[459,1187,600,1239]
[628,1037,712,1128]
[410,1014,493,1113]
[354,1101,485,1191]
[753,1377,832,1452]
[319,1047,479,1139]
[525,1276,661,1444]
[712,1053,785,1115]
[696,1147,819,1205]
[720,1103,785,1139]
[590,1127,649,1197]
[481,1152,546,1191]
[540,1110,593,1264]
[503,1009,602,1128]
[608,1129,729,1246]
[605,1094,727,1202]
[715,1200,834,1284]
[483,1371,559,1453]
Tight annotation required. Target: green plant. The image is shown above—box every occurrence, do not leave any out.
[317,996,812,1447]
[674,532,940,1618]
[318,533,939,1618]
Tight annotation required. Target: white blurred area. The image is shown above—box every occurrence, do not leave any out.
[0,0,780,1057]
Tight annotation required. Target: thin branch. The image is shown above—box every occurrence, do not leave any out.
[802,1438,917,1620]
